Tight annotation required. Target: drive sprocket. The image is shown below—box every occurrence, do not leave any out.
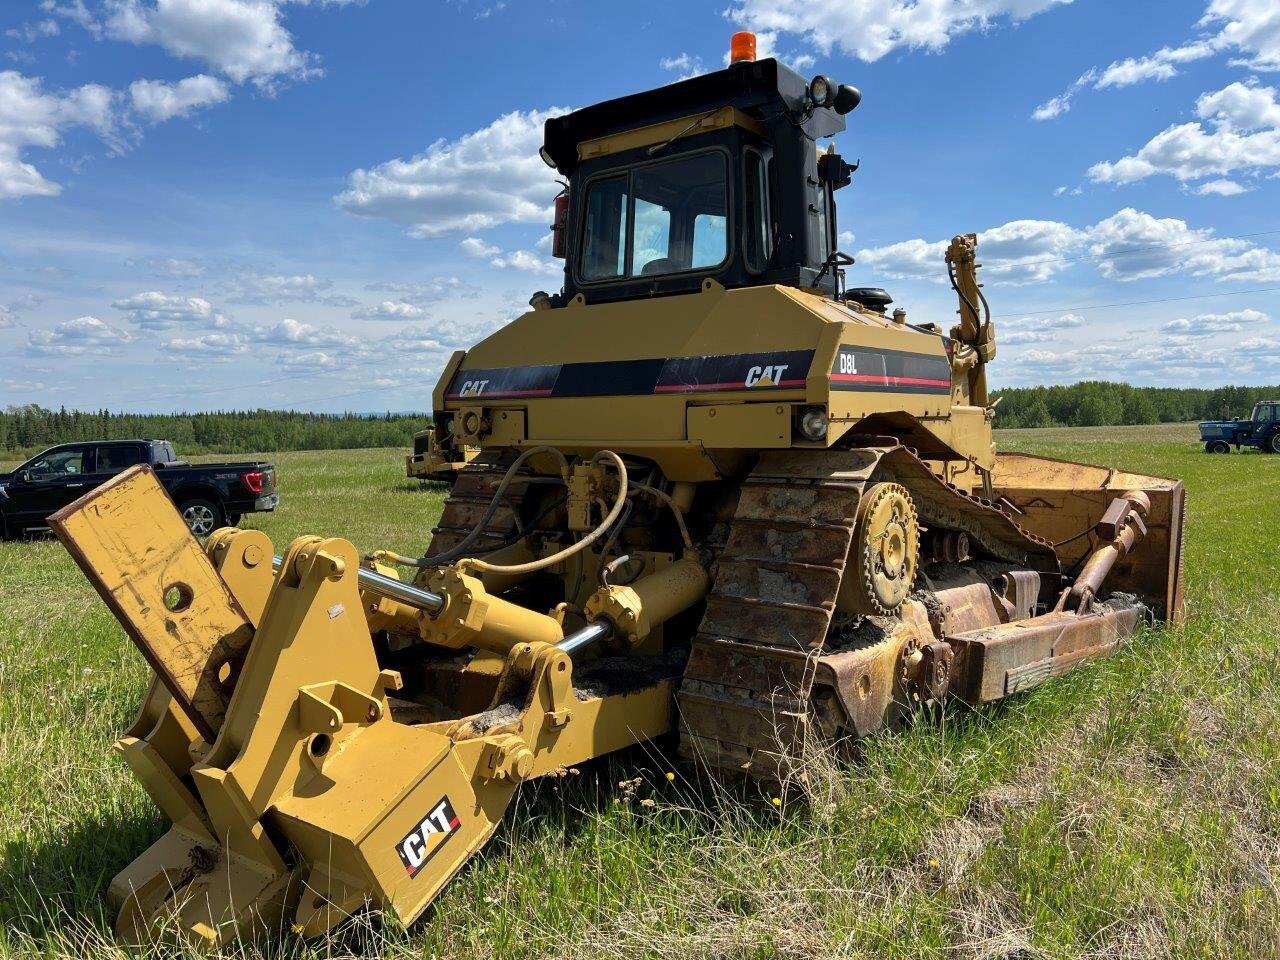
[848,482,919,616]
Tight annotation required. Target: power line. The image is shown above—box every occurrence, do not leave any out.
[994,286,1280,318]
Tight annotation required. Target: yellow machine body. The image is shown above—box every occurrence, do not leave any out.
[435,281,991,486]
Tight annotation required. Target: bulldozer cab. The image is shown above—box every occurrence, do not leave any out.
[541,55,861,304]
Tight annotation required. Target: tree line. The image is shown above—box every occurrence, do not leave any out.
[0,405,426,459]
[3,383,1277,456]
[992,382,1280,429]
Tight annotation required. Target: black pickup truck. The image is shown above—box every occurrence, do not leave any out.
[0,439,278,539]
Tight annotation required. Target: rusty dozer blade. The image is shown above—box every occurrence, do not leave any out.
[50,466,694,943]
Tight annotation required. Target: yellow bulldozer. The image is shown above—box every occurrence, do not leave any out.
[52,32,1184,944]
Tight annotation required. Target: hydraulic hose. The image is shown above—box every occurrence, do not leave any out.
[628,480,694,549]
[460,450,629,577]
[375,445,571,570]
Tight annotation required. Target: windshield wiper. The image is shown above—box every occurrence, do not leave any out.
[647,107,723,157]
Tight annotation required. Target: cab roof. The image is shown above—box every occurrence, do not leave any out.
[542,58,845,176]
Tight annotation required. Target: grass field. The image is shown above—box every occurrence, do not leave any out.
[1,423,1278,959]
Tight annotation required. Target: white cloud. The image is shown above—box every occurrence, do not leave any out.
[1001,310,1280,384]
[493,249,560,275]
[39,1,101,36]
[365,277,474,304]
[1097,39,1222,89]
[1001,312,1088,344]
[0,65,240,200]
[1088,82,1280,185]
[1089,208,1280,282]
[162,330,248,359]
[253,317,359,347]
[380,318,498,354]
[336,107,571,237]
[112,290,228,329]
[5,294,43,317]
[1033,40,1222,122]
[1034,1,1280,120]
[660,53,705,80]
[1198,80,1280,130]
[459,236,500,258]
[975,219,1088,283]
[460,235,559,274]
[855,219,1085,284]
[1196,177,1250,195]
[0,71,126,198]
[127,256,205,277]
[6,20,61,43]
[225,271,354,305]
[1160,308,1270,334]
[27,315,133,355]
[378,326,449,355]
[853,237,945,280]
[351,300,427,321]
[162,313,367,362]
[277,349,340,370]
[855,207,1280,287]
[99,0,320,88]
[1031,68,1095,120]
[729,0,1073,64]
[129,74,230,121]
[1201,0,1280,72]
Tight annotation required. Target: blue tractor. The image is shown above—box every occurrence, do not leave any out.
[1199,400,1280,453]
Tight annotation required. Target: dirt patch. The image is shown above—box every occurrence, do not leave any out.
[573,648,688,700]
[467,698,523,733]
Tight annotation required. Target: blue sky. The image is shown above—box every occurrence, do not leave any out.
[1,0,1278,412]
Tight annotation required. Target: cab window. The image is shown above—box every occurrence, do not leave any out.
[812,178,831,266]
[578,151,729,282]
[580,175,629,280]
[95,445,144,472]
[1255,404,1278,422]
[26,448,86,478]
[743,147,771,273]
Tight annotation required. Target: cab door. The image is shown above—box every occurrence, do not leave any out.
[9,446,94,526]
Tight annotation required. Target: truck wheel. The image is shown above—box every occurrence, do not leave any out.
[1268,432,1280,454]
[179,498,224,537]
[1205,440,1232,454]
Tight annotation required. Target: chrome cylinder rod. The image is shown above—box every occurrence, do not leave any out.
[556,619,613,658]
[272,554,445,615]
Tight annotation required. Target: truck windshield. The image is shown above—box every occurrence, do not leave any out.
[1255,404,1277,422]
[579,152,728,282]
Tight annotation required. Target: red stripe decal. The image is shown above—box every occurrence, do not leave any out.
[829,373,951,388]
[654,379,807,393]
[446,388,553,399]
